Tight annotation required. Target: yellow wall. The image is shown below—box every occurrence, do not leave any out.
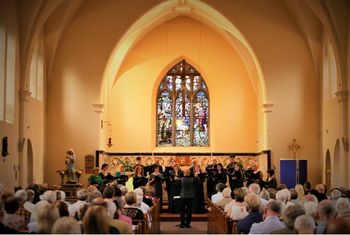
[108,17,258,153]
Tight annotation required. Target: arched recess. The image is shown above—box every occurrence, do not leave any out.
[100,0,267,150]
[27,139,34,186]
[325,149,331,189]
[333,139,342,187]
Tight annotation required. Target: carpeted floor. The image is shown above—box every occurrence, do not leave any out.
[160,221,208,234]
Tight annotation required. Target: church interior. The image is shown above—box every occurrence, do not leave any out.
[0,0,350,233]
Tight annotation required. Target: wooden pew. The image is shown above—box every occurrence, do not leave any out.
[133,200,161,234]
[207,200,239,234]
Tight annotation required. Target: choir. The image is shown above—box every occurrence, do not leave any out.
[88,155,276,213]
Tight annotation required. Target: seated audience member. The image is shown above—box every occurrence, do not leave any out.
[93,198,132,234]
[15,189,31,224]
[122,191,144,220]
[276,188,293,214]
[228,188,248,220]
[40,190,57,204]
[271,204,305,234]
[294,214,316,234]
[211,183,226,203]
[315,184,327,201]
[24,189,36,214]
[249,200,285,234]
[303,181,312,195]
[83,205,120,234]
[330,188,341,206]
[335,197,350,223]
[303,201,318,221]
[114,197,132,226]
[249,183,268,208]
[0,200,18,233]
[316,200,336,234]
[325,218,350,234]
[237,193,263,234]
[267,188,277,200]
[68,188,88,217]
[304,194,318,203]
[103,185,116,200]
[259,189,270,202]
[295,184,306,205]
[54,200,69,217]
[289,188,298,204]
[87,189,103,203]
[52,216,82,234]
[134,188,150,213]
[120,185,129,200]
[36,201,60,233]
[2,196,27,232]
[143,186,157,207]
[224,188,238,214]
[216,188,232,207]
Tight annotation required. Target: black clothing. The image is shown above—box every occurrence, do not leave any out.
[217,171,227,185]
[228,170,244,190]
[150,173,164,211]
[133,163,147,176]
[148,164,164,175]
[163,166,174,209]
[132,176,148,189]
[192,173,206,213]
[99,172,114,185]
[0,223,18,234]
[264,177,277,189]
[180,176,194,227]
[206,164,218,199]
[168,169,183,213]
[115,174,129,185]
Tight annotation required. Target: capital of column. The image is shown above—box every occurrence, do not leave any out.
[335,90,348,102]
[262,103,274,113]
[18,89,31,102]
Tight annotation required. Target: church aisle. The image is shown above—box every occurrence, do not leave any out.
[160,221,208,234]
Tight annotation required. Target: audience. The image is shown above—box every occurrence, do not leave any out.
[216,188,232,207]
[237,193,263,234]
[52,216,82,234]
[325,218,350,233]
[227,188,248,220]
[294,214,316,234]
[249,200,285,234]
[2,196,27,232]
[211,183,226,203]
[316,200,336,233]
[271,204,305,234]
[68,188,88,217]
[36,202,60,233]
[0,199,20,233]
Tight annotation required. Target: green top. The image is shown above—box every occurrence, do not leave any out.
[88,175,103,186]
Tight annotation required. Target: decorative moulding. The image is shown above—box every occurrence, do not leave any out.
[19,89,32,101]
[262,103,274,113]
[92,103,104,113]
[335,90,348,102]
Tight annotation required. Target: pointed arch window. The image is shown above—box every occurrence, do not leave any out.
[157,60,209,146]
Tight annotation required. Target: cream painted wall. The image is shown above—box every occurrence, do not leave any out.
[107,17,257,153]
[0,0,20,190]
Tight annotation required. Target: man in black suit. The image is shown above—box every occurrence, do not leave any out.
[179,168,194,228]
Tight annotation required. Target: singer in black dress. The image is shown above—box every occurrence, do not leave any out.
[168,163,183,213]
[192,165,206,213]
[149,166,164,211]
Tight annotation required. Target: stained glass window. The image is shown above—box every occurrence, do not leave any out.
[156,60,209,146]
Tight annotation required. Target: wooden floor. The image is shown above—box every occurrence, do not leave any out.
[160,221,208,234]
[161,212,208,222]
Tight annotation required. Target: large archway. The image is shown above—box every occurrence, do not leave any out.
[100,0,267,151]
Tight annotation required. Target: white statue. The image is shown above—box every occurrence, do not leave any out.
[65,149,76,183]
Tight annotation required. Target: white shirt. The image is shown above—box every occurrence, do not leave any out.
[211,192,223,203]
[229,203,249,220]
[68,200,87,217]
[249,215,285,234]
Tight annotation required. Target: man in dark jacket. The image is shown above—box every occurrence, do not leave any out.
[179,168,194,228]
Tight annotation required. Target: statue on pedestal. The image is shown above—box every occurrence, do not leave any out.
[65,149,76,183]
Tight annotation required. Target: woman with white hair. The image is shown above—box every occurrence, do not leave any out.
[303,201,318,221]
[335,197,350,223]
[276,188,293,214]
[36,201,60,233]
[216,188,232,207]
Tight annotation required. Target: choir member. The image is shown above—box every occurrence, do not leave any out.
[189,159,197,177]
[164,159,176,209]
[149,165,164,211]
[192,164,206,213]
[228,164,244,190]
[216,163,227,185]
[206,158,218,199]
[264,169,277,189]
[115,164,129,185]
[226,155,236,173]
[99,163,114,185]
[88,167,103,189]
[251,164,263,188]
[133,165,148,189]
[168,163,183,213]
[149,158,164,175]
[133,156,147,176]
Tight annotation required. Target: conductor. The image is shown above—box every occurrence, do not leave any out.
[179,168,194,228]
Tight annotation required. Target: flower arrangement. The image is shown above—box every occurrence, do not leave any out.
[74,169,84,183]
[56,170,67,184]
